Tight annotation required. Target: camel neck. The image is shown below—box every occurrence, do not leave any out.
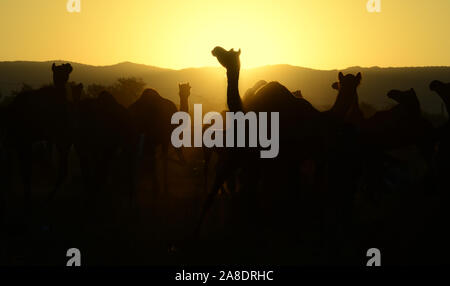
[55,84,68,99]
[440,96,450,118]
[330,89,359,119]
[226,70,243,112]
[179,96,189,113]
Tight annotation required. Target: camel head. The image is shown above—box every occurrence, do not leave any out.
[331,82,339,90]
[212,46,241,74]
[430,80,450,100]
[52,63,73,88]
[387,88,420,109]
[334,72,362,93]
[292,90,303,98]
[178,83,191,99]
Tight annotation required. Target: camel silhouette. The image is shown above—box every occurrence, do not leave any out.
[128,88,183,193]
[178,83,191,113]
[430,81,450,117]
[430,80,450,192]
[203,80,268,193]
[72,89,137,201]
[361,89,433,156]
[4,63,74,208]
[328,72,364,125]
[355,88,435,199]
[195,47,364,234]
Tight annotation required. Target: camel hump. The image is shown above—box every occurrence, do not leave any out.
[139,88,162,103]
[243,80,268,105]
[256,81,293,100]
[98,90,116,102]
[163,97,178,112]
[248,81,314,113]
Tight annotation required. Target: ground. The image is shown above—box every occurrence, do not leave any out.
[0,147,449,266]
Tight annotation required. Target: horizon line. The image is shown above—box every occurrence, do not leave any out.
[1,59,450,72]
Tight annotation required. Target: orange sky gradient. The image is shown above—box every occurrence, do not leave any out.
[0,0,449,70]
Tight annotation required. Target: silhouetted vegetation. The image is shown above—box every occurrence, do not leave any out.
[86,77,146,107]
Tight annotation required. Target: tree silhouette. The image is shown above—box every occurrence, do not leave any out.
[86,77,146,107]
[86,83,108,98]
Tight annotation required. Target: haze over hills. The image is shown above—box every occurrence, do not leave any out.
[1,61,450,116]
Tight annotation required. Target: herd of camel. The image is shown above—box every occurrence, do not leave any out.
[1,46,450,233]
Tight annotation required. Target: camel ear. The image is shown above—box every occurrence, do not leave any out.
[332,82,339,90]
[65,64,73,73]
[238,49,241,56]
[52,63,56,72]
[338,72,344,82]
[78,83,83,89]
[410,88,416,95]
[356,72,362,84]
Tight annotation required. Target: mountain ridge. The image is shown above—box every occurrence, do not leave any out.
[1,60,450,115]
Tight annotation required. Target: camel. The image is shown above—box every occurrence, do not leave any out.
[430,81,450,119]
[429,80,450,192]
[176,83,190,163]
[202,80,268,193]
[4,63,74,208]
[178,83,191,113]
[128,88,184,193]
[355,88,435,198]
[361,89,434,157]
[195,47,364,234]
[328,73,364,125]
[72,89,137,200]
[202,78,303,194]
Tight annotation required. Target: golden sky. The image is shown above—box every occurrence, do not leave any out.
[0,0,449,69]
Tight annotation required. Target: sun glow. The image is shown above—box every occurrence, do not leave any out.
[0,0,450,69]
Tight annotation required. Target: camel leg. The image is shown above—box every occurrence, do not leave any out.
[147,147,160,194]
[203,148,212,193]
[48,142,70,201]
[126,146,139,208]
[162,143,169,193]
[175,147,186,166]
[97,147,115,190]
[17,142,32,212]
[195,151,240,236]
[0,146,11,224]
[78,151,92,193]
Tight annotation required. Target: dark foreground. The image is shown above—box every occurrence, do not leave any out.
[0,146,449,267]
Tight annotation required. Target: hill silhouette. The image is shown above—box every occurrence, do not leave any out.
[1,61,450,115]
